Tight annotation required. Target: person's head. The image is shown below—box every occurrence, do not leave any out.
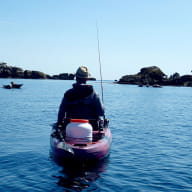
[75,66,90,84]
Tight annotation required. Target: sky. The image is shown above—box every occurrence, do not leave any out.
[0,0,192,80]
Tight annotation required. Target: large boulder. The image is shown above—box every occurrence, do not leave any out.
[59,73,68,80]
[68,73,75,80]
[11,67,24,78]
[138,66,166,82]
[52,73,75,80]
[0,63,13,78]
[163,74,192,86]
[24,70,32,79]
[118,66,166,85]
[180,75,192,87]
[0,68,12,78]
[118,74,141,84]
[0,63,25,78]
[31,71,47,79]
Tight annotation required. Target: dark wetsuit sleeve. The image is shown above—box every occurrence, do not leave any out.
[57,96,67,123]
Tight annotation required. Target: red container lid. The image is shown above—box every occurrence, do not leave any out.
[70,119,89,123]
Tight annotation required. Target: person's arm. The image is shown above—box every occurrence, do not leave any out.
[57,96,67,124]
[94,92,105,118]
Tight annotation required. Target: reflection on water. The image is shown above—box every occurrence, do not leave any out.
[52,158,109,191]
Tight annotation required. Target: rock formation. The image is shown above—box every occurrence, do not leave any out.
[117,66,192,87]
[0,63,76,80]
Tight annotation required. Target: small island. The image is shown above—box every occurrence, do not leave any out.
[116,66,192,87]
[0,62,96,80]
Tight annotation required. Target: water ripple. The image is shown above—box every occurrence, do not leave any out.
[0,80,192,191]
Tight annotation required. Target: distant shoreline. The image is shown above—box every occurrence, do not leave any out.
[0,62,96,81]
[1,63,191,86]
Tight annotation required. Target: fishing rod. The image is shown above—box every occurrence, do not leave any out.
[96,23,104,105]
[96,23,109,129]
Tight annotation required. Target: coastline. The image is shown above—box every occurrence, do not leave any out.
[1,63,191,87]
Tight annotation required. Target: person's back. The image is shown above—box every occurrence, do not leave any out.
[57,66,104,128]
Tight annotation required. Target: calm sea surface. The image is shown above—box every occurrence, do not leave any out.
[0,79,191,192]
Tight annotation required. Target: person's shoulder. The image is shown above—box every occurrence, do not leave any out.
[64,87,74,97]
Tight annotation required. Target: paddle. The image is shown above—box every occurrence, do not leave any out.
[57,140,74,155]
[55,124,74,155]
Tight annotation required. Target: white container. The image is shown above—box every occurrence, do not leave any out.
[66,119,93,144]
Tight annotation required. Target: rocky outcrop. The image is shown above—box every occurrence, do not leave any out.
[117,66,192,87]
[23,70,49,79]
[0,63,13,78]
[58,73,75,80]
[0,63,76,80]
[164,75,192,86]
[118,66,167,85]
[0,63,49,79]
[51,73,75,80]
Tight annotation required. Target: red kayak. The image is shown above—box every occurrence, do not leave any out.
[50,119,112,161]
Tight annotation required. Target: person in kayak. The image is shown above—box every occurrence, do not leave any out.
[57,66,104,130]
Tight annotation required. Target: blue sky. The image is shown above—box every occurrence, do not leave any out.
[0,0,192,80]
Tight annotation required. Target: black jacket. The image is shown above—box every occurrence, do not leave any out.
[57,83,104,122]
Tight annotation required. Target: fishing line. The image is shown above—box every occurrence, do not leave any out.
[96,23,104,105]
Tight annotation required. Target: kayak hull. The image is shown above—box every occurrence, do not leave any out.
[50,127,112,161]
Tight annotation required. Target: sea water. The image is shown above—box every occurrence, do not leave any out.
[0,79,191,192]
